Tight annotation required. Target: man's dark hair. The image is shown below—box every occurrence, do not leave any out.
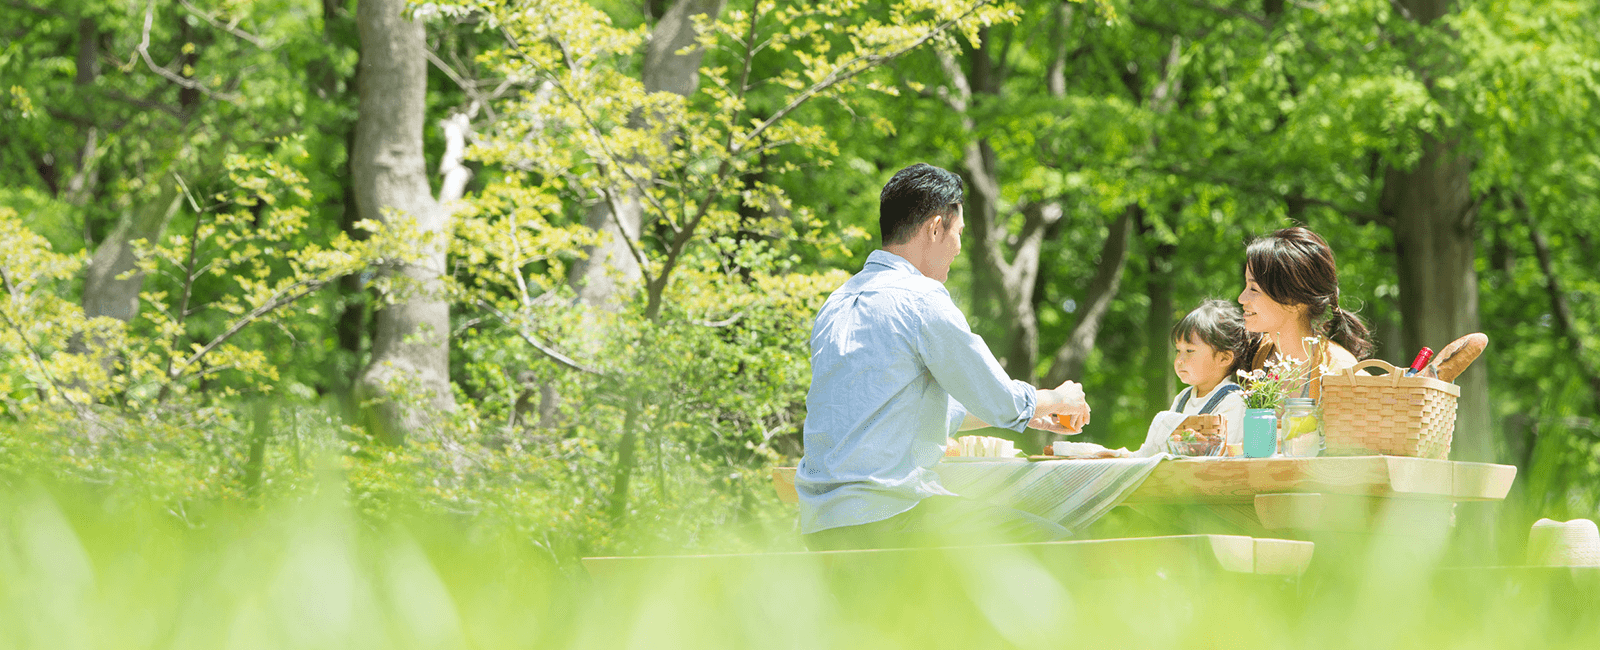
[879,163,964,246]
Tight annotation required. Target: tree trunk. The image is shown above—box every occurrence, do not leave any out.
[243,400,271,493]
[352,0,455,441]
[958,135,1039,379]
[64,17,101,208]
[1143,231,1176,419]
[607,407,642,522]
[1044,205,1136,385]
[320,0,366,400]
[939,40,1057,382]
[1384,142,1486,462]
[569,0,726,310]
[1383,0,1490,464]
[82,171,183,323]
[584,0,725,523]
[1524,205,1600,412]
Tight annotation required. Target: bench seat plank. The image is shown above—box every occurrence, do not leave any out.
[583,534,1314,581]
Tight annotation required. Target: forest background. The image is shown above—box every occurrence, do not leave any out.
[3,0,1600,575]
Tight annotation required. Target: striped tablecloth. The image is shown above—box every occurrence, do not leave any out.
[935,456,1167,532]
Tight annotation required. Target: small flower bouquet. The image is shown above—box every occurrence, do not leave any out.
[1237,365,1294,410]
[1236,339,1321,410]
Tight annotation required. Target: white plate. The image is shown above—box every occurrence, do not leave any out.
[941,456,1027,462]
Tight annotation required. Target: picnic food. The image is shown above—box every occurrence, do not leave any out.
[1047,441,1132,459]
[947,435,1021,458]
[1051,412,1087,430]
[1431,332,1488,382]
[1169,427,1224,456]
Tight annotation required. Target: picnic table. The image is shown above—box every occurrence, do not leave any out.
[771,455,1517,540]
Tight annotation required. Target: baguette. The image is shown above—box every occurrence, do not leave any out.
[1432,332,1488,382]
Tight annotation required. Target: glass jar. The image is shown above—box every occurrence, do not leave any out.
[1243,408,1278,458]
[1279,397,1323,457]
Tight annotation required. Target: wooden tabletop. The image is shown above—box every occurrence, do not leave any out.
[771,456,1517,507]
[1119,456,1517,505]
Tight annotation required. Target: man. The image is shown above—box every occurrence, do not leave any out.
[797,163,1092,551]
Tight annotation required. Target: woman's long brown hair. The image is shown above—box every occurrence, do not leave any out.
[1244,227,1373,359]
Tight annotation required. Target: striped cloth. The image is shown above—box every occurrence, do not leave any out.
[934,456,1166,532]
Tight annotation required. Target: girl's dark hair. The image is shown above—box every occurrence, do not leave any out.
[1244,226,1373,359]
[1172,299,1252,379]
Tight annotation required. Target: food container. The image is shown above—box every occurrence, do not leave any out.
[1168,414,1225,457]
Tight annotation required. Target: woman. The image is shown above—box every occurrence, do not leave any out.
[1237,227,1372,395]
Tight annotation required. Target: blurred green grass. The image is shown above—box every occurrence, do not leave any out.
[4,479,1599,650]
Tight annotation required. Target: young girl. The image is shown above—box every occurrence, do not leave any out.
[1168,300,1251,451]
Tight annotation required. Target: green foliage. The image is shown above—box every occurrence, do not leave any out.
[0,158,396,415]
[0,206,94,418]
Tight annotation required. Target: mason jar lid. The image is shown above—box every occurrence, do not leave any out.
[1284,397,1316,408]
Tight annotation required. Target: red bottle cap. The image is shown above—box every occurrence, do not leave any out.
[1409,347,1434,372]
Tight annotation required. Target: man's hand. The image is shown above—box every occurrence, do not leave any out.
[1028,412,1086,434]
[1031,380,1091,434]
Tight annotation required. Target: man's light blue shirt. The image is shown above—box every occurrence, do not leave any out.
[797,250,1037,534]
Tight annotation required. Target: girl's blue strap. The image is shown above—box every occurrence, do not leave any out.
[1198,383,1242,415]
[1174,386,1194,412]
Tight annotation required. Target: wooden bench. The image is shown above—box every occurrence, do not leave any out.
[584,534,1315,582]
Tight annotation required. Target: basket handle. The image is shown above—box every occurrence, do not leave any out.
[1334,358,1406,387]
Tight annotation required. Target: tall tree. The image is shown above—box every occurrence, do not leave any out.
[352,0,460,439]
[1382,0,1490,462]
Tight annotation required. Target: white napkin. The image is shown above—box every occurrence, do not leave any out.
[1136,411,1190,458]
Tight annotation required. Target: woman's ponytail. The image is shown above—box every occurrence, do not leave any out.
[1323,307,1372,359]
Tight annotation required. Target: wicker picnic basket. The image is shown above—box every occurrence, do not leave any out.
[1319,359,1460,459]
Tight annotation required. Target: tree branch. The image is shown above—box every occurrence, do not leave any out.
[437,111,474,204]
[178,0,274,49]
[136,1,242,102]
[1521,196,1600,408]
[1044,204,1136,384]
[736,0,998,154]
[3,0,60,17]
[599,185,653,279]
[1387,0,1414,22]
[100,88,186,119]
[1161,164,1389,226]
[476,299,603,376]
[167,277,329,382]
